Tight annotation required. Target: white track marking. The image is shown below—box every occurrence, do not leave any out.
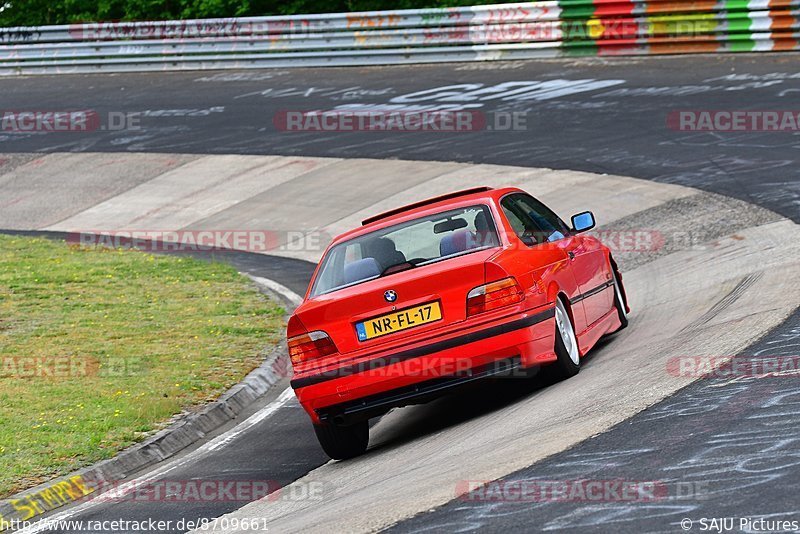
[17,389,295,534]
[16,281,302,534]
[247,274,304,307]
[205,387,295,452]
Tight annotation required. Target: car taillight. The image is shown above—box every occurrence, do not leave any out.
[288,331,338,366]
[467,277,525,316]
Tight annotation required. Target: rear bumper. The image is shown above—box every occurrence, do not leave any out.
[292,306,557,424]
[318,356,522,426]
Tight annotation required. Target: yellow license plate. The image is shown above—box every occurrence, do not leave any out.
[356,302,442,342]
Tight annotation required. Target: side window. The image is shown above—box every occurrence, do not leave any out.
[501,195,543,245]
[501,200,528,239]
[344,243,363,264]
[501,194,570,245]
[516,195,571,241]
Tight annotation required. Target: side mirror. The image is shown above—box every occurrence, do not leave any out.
[571,211,596,233]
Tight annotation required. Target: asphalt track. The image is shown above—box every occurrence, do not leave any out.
[1,52,799,533]
[392,309,800,533]
[1,54,799,223]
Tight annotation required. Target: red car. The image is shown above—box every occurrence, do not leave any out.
[287,187,629,459]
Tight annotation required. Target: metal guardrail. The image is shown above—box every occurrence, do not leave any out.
[1,1,799,75]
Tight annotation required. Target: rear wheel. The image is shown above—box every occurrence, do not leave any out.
[549,298,580,380]
[612,268,629,331]
[313,421,369,460]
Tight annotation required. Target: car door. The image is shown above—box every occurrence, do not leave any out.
[498,193,589,335]
[561,232,613,327]
[520,194,612,327]
[503,193,611,330]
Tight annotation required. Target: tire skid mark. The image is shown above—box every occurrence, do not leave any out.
[680,271,764,335]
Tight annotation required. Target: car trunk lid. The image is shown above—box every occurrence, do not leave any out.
[296,248,498,355]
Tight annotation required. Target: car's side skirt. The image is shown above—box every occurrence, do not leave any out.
[576,306,623,356]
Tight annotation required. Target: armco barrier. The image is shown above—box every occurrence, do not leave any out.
[1,1,799,75]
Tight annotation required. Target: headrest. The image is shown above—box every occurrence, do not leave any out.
[344,258,381,285]
[440,230,475,257]
[474,211,489,233]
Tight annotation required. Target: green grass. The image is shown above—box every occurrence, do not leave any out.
[0,235,285,498]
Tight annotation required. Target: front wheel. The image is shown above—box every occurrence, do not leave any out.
[313,421,369,460]
[548,298,580,380]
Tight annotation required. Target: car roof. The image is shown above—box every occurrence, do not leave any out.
[330,186,522,245]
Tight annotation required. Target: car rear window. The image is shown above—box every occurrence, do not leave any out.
[310,205,500,297]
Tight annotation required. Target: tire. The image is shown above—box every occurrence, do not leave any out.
[313,421,369,460]
[611,267,629,331]
[549,298,580,380]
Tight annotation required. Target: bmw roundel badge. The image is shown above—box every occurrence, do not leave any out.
[384,290,398,303]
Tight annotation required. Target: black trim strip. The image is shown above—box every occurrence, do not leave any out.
[570,280,614,305]
[290,307,555,389]
[316,356,523,425]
